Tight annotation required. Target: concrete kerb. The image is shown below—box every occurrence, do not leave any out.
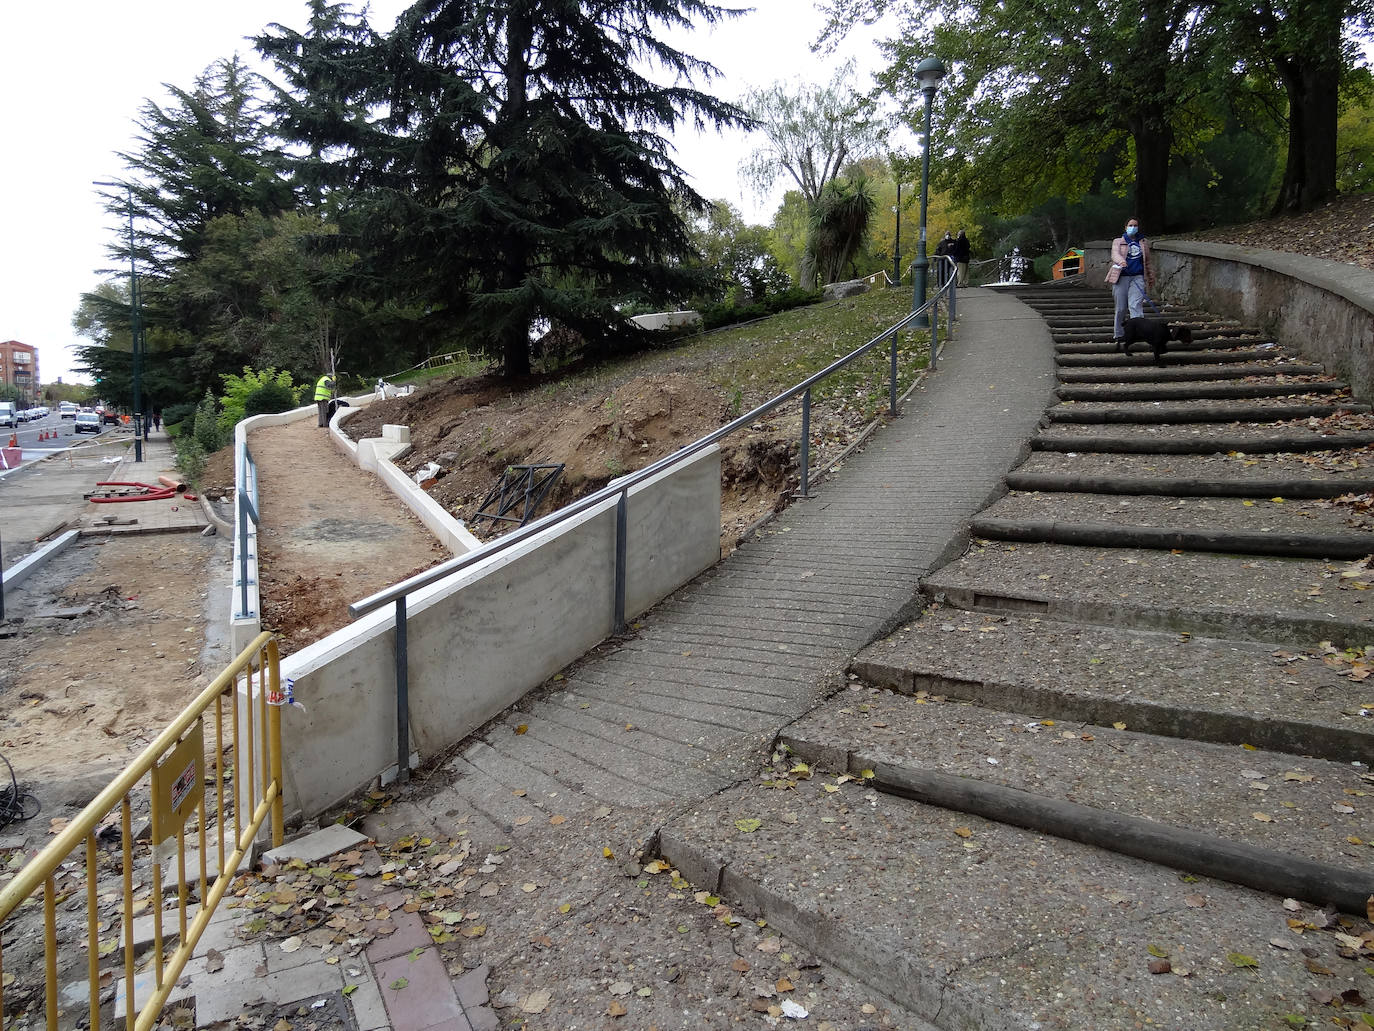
[0,529,79,594]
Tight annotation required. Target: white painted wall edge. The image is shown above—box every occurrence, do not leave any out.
[1,529,80,593]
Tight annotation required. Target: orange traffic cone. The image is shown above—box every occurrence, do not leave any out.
[7,434,15,448]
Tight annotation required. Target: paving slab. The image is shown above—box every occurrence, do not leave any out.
[658,773,1374,1031]
[262,823,371,866]
[922,539,1374,647]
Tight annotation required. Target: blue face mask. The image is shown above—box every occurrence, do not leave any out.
[1125,226,1138,237]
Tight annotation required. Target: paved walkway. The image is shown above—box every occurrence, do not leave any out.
[435,287,1060,822]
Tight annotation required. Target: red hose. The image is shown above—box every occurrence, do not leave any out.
[89,481,178,503]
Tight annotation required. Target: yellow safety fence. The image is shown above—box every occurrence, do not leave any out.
[0,631,284,1031]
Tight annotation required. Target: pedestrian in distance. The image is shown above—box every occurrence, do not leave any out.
[934,232,954,286]
[314,372,335,427]
[952,230,971,288]
[1107,217,1154,344]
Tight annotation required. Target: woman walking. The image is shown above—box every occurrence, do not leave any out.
[1109,217,1153,346]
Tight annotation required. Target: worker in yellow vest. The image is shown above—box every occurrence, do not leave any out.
[314,372,335,427]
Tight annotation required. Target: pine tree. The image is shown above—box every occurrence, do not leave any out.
[259,0,747,377]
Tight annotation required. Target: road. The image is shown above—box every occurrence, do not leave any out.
[0,411,140,476]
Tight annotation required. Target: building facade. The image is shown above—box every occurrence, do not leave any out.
[0,341,39,404]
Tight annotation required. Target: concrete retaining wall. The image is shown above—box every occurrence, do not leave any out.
[276,445,722,819]
[230,398,479,654]
[1083,240,1374,401]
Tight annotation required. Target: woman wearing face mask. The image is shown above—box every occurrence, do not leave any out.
[1109,218,1153,346]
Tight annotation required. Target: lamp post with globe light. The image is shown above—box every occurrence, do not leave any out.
[910,57,946,327]
[92,180,143,462]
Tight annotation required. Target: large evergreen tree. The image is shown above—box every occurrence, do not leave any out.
[259,0,747,378]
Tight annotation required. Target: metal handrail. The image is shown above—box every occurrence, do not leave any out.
[351,266,956,622]
[348,264,956,785]
[235,444,259,620]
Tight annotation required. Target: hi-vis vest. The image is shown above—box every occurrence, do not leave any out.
[314,375,334,401]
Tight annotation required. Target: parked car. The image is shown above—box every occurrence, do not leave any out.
[74,413,101,434]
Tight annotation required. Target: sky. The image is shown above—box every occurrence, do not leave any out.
[0,1,896,386]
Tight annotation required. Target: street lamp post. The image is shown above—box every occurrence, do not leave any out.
[93,180,143,462]
[910,57,946,328]
[893,182,903,286]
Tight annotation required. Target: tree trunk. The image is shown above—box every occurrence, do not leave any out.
[1272,26,1341,213]
[1131,105,1172,232]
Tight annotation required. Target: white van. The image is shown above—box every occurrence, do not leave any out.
[59,401,78,419]
[0,402,16,429]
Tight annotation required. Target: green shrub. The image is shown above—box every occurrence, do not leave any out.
[174,436,207,486]
[243,381,299,419]
[161,402,196,429]
[192,390,226,453]
[699,287,822,331]
[217,367,299,435]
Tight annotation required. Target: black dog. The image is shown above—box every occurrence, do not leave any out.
[1119,317,1193,365]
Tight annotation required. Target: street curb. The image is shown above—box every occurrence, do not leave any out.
[1,529,80,595]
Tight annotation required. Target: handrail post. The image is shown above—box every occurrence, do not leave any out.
[238,493,249,619]
[797,388,811,498]
[889,331,899,415]
[394,597,409,785]
[613,491,628,633]
[931,302,941,369]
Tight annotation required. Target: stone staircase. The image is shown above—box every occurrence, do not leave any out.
[659,285,1374,1029]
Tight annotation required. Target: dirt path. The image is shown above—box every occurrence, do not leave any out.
[0,532,231,822]
[250,419,449,655]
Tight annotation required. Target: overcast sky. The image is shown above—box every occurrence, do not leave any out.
[0,1,894,385]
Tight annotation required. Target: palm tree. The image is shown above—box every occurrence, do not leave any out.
[804,175,876,288]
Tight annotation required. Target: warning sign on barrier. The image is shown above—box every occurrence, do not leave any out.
[151,720,205,845]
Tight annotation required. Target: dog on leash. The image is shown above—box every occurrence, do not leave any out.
[1118,317,1193,364]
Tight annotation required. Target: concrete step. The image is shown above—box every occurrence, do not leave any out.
[920,539,1374,648]
[849,608,1374,763]
[1057,362,1327,383]
[1056,335,1273,353]
[976,491,1374,560]
[1046,397,1370,424]
[657,754,1373,1031]
[1056,378,1347,402]
[1007,447,1374,496]
[1033,423,1374,455]
[779,685,1374,877]
[1056,348,1284,367]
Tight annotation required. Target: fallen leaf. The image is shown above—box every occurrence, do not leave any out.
[1147,944,1169,958]
[732,958,751,973]
[609,981,632,996]
[608,1000,627,1017]
[1184,894,1206,908]
[757,937,782,954]
[1227,952,1259,969]
[519,990,551,1014]
[514,724,528,735]
[1253,812,1273,822]
[735,818,762,833]
[1112,722,1127,731]
[280,936,302,953]
[390,978,409,990]
[602,847,615,859]
[205,948,225,973]
[1148,958,1172,974]
[776,977,795,992]
[549,815,566,825]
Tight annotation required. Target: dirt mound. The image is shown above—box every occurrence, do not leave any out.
[347,372,800,550]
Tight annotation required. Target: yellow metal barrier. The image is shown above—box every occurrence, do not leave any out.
[0,632,284,1030]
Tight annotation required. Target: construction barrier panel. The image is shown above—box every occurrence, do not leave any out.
[0,632,284,1031]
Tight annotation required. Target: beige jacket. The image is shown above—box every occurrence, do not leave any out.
[1110,234,1154,290]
